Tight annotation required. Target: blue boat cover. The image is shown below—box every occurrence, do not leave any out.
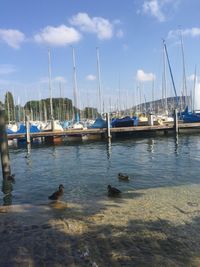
[90,117,107,128]
[17,124,40,133]
[111,116,138,127]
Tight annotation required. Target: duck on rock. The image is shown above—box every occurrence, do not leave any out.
[48,184,64,201]
[107,185,121,197]
[118,173,129,181]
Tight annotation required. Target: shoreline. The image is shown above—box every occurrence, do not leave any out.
[1,185,200,266]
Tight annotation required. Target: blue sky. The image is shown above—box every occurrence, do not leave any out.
[0,0,200,111]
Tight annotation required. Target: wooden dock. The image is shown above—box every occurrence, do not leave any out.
[6,122,200,141]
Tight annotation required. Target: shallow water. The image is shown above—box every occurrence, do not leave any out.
[1,135,200,266]
[1,134,200,206]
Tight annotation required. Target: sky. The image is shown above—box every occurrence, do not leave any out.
[0,0,200,111]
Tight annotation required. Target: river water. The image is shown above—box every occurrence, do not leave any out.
[1,134,200,266]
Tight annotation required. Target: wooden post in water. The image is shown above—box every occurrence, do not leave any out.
[0,110,11,179]
[173,109,178,134]
[25,115,31,144]
[106,113,111,139]
[51,119,55,131]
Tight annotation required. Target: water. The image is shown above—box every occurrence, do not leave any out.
[1,134,200,206]
[1,135,200,266]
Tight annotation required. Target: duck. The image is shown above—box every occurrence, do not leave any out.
[48,184,64,200]
[118,173,129,181]
[107,184,121,196]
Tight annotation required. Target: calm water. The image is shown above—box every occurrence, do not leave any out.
[1,134,200,207]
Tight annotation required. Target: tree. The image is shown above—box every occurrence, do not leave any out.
[4,91,15,122]
[84,107,99,119]
[24,97,74,121]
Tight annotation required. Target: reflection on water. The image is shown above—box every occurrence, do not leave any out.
[27,143,31,156]
[0,135,200,205]
[174,134,179,154]
[2,179,13,205]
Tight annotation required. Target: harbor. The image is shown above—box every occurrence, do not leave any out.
[5,120,200,143]
[1,0,200,266]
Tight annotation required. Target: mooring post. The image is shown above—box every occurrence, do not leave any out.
[0,110,11,179]
[148,113,154,126]
[106,113,111,139]
[51,118,55,131]
[173,109,178,134]
[25,115,31,144]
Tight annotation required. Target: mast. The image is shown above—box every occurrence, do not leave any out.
[72,47,79,122]
[180,29,187,108]
[59,82,62,121]
[163,39,179,108]
[48,48,53,120]
[151,78,155,112]
[193,66,197,112]
[162,43,168,113]
[118,75,121,117]
[96,47,102,116]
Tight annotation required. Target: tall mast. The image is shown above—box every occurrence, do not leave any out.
[72,47,79,122]
[96,47,102,115]
[193,66,197,112]
[180,29,187,108]
[162,43,168,113]
[48,48,53,120]
[163,39,179,108]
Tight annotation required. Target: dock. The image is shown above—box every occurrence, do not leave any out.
[6,122,200,141]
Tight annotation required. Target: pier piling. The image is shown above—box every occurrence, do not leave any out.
[173,109,179,134]
[25,115,31,144]
[106,113,111,139]
[0,110,11,179]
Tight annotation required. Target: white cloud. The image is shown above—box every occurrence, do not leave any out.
[86,74,96,81]
[34,25,81,46]
[70,12,113,40]
[0,64,16,75]
[136,69,155,82]
[142,0,165,22]
[169,27,200,39]
[141,0,179,22]
[183,27,200,37]
[0,29,25,49]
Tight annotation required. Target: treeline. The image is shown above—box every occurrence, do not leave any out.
[2,91,99,122]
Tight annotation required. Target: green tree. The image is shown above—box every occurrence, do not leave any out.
[4,91,15,122]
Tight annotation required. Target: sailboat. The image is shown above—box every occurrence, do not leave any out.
[82,48,107,140]
[182,71,200,123]
[43,49,64,144]
[66,47,84,141]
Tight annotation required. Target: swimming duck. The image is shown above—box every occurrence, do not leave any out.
[118,173,129,181]
[48,184,64,200]
[107,184,121,196]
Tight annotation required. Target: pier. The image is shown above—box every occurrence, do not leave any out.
[6,122,200,142]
